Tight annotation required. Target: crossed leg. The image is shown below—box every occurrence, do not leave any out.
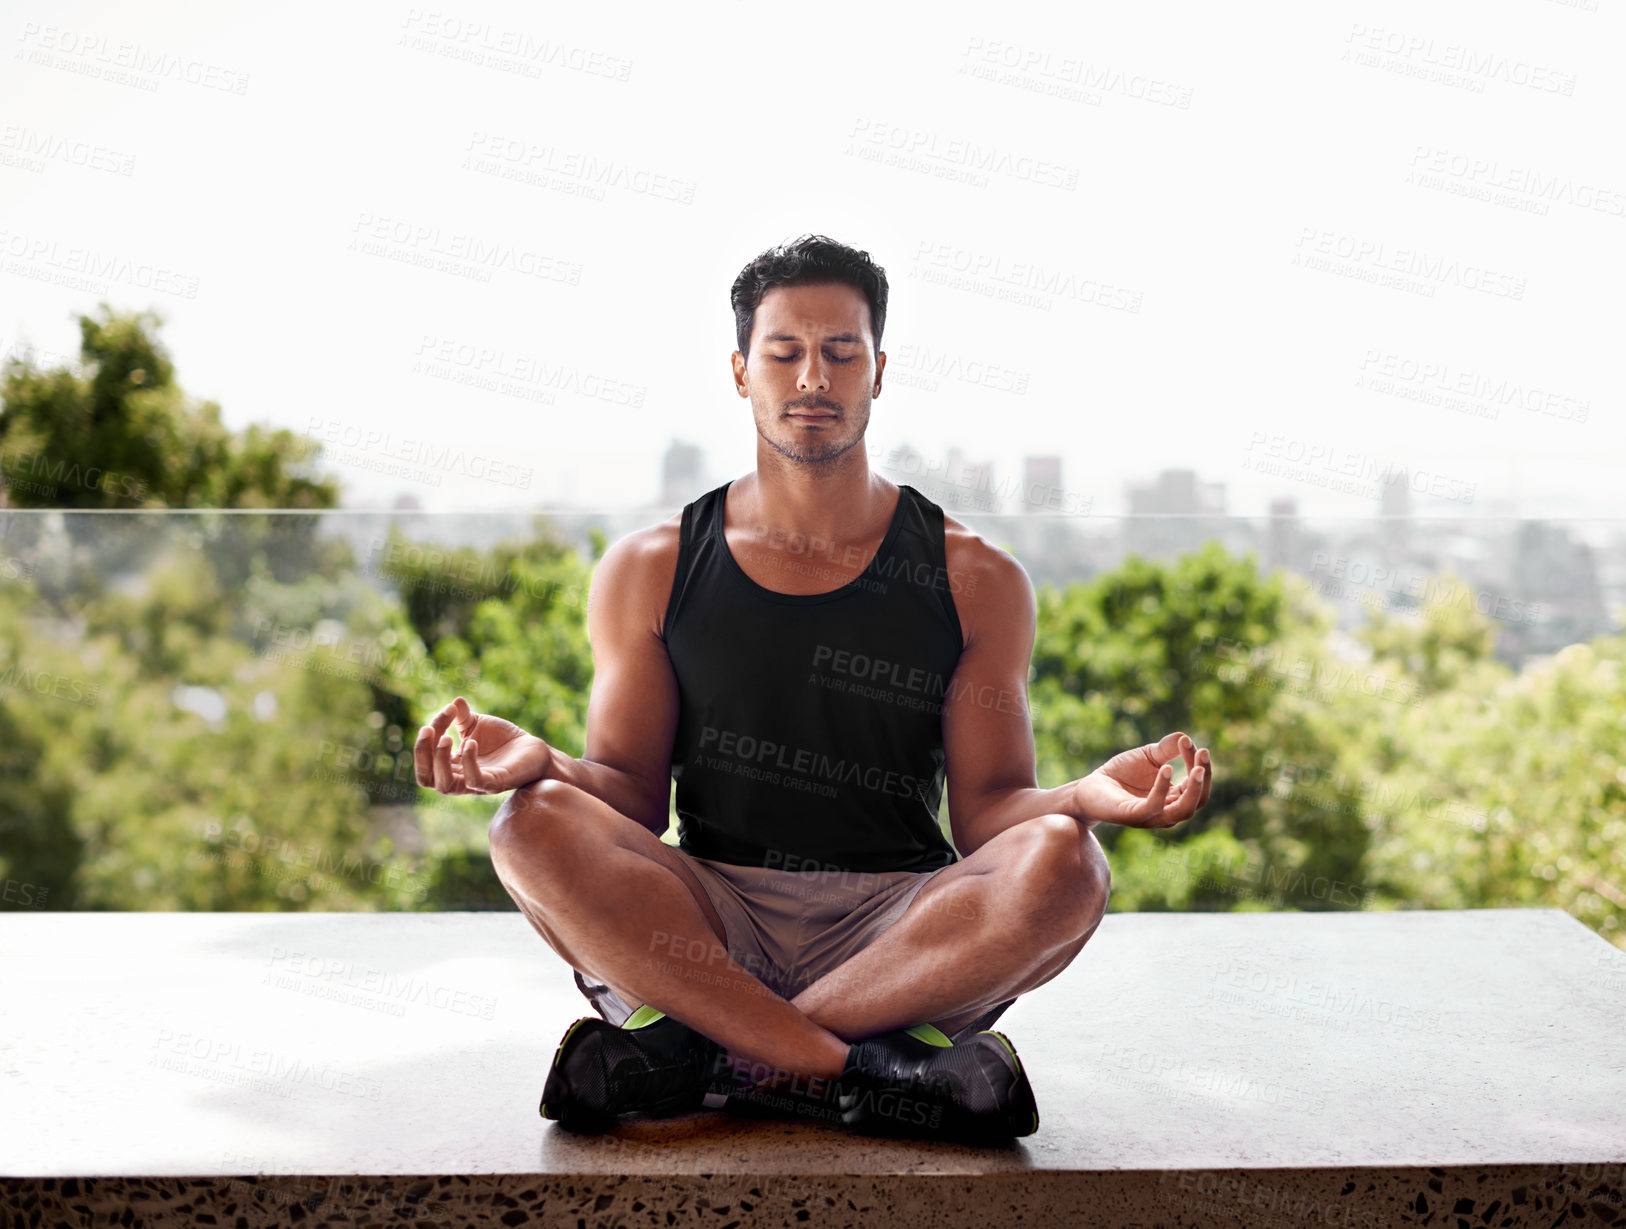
[489,777,1110,1083]
[790,813,1111,1040]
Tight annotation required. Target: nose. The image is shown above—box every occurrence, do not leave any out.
[796,353,831,393]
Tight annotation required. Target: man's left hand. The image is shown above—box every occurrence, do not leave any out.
[1073,732,1213,829]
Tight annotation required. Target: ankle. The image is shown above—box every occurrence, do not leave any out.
[720,1037,847,1089]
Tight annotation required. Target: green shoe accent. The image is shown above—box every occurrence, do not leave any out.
[622,1004,666,1030]
[903,1022,953,1047]
[980,1030,1038,1134]
[979,1030,1022,1077]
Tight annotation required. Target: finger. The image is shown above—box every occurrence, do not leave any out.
[1138,764,1173,818]
[452,695,474,737]
[1163,774,1201,826]
[417,702,458,786]
[433,732,461,793]
[463,738,486,791]
[434,700,463,754]
[413,724,437,786]
[430,702,458,752]
[1188,760,1209,799]
[1197,749,1212,807]
[1163,756,1208,813]
[1160,735,1195,802]
[1121,731,1182,778]
[1148,731,1187,772]
[1179,764,1207,812]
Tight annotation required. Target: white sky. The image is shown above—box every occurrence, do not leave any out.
[2,0,1622,517]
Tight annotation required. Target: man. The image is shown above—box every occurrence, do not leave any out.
[413,234,1212,1144]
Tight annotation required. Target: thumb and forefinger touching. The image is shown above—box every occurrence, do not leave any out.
[1129,731,1212,824]
[413,697,486,793]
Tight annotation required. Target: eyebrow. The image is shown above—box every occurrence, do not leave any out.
[763,332,867,344]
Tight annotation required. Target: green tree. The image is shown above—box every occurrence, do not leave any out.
[1028,544,1371,913]
[373,523,599,751]
[0,690,78,910]
[0,304,339,510]
[369,524,602,905]
[0,539,429,910]
[1359,573,1498,694]
[0,307,382,910]
[1359,629,1626,949]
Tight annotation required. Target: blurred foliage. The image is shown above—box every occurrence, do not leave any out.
[0,544,422,910]
[1029,544,1369,914]
[369,523,600,752]
[2,514,1621,949]
[0,304,338,511]
[0,309,1621,954]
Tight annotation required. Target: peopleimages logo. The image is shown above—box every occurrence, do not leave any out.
[1,452,147,500]
[1356,350,1588,423]
[1243,432,1476,505]
[697,725,935,803]
[1310,554,1541,625]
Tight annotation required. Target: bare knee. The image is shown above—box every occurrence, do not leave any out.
[489,777,586,869]
[1006,814,1110,935]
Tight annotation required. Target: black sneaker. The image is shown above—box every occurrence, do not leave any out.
[713,1057,849,1127]
[835,1023,1039,1144]
[539,1007,724,1133]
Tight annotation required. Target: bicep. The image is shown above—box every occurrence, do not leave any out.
[942,555,1039,850]
[580,538,680,830]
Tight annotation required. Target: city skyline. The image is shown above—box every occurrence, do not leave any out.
[336,437,1623,678]
[3,4,1621,523]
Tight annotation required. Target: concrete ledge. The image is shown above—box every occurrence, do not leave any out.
[2,909,1623,1227]
[7,1167,1624,1228]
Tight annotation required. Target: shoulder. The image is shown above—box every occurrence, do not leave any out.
[601,512,683,571]
[942,511,1033,599]
[941,511,1036,649]
[589,512,684,636]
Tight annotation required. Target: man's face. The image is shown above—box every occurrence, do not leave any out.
[734,282,883,466]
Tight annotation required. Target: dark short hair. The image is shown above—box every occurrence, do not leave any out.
[730,234,889,362]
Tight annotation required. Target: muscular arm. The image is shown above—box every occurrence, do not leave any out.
[941,524,1212,853]
[941,532,1091,857]
[412,519,684,830]
[542,520,683,835]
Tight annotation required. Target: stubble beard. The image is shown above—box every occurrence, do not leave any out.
[753,393,869,467]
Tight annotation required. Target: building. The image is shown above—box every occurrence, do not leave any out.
[1125,468,1231,558]
[660,439,706,509]
[1021,455,1064,514]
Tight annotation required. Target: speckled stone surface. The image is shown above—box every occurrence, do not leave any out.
[2,909,1623,1227]
[6,1168,1626,1228]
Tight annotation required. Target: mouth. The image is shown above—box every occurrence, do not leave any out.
[787,410,838,420]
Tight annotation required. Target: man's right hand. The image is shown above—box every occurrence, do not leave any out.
[413,696,553,795]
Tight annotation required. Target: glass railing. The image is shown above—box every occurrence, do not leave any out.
[1,508,1621,952]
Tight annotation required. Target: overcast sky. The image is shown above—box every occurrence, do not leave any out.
[3,0,1622,519]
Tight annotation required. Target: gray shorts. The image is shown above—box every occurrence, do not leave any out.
[573,853,1016,1045]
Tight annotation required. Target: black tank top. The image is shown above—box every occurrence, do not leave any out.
[661,479,965,874]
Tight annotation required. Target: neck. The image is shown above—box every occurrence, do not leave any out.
[738,446,895,543]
